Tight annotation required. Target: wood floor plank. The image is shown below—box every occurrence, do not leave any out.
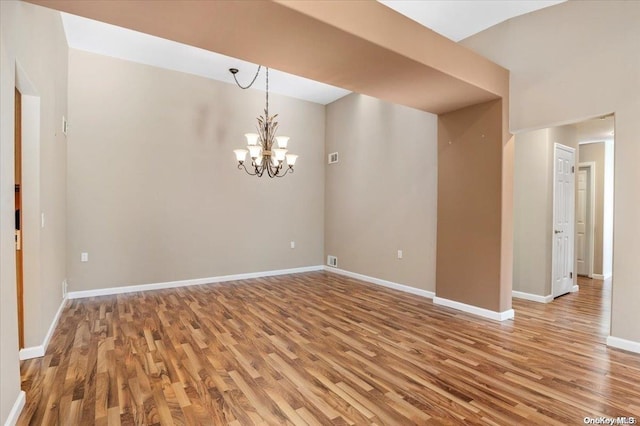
[18,273,640,425]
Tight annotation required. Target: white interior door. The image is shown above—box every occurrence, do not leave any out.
[576,167,590,276]
[552,144,575,298]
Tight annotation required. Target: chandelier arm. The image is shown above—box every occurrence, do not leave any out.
[271,162,280,178]
[238,162,259,176]
[230,65,262,90]
[274,167,292,178]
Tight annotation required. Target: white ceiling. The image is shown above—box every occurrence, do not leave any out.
[379,0,565,42]
[577,115,615,144]
[60,13,351,105]
[61,2,564,105]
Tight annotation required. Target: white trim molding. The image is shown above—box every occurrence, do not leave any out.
[433,297,515,321]
[18,345,45,361]
[19,296,68,360]
[571,284,579,293]
[578,161,596,279]
[324,267,435,299]
[67,265,325,299]
[512,291,553,303]
[4,391,26,426]
[592,274,612,280]
[607,336,640,354]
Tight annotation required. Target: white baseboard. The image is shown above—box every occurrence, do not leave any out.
[323,267,513,322]
[324,267,435,299]
[607,336,640,354]
[4,390,25,426]
[18,345,44,360]
[433,296,515,322]
[19,296,68,360]
[512,291,553,303]
[67,265,325,299]
[571,284,579,293]
[593,274,612,280]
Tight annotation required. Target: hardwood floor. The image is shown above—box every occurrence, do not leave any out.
[18,273,640,425]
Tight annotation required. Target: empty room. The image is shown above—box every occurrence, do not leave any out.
[1,0,639,424]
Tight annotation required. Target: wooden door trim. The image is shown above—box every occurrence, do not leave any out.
[15,87,24,349]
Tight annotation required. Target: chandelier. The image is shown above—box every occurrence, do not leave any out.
[231,66,298,178]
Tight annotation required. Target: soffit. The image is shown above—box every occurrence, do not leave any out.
[26,0,508,114]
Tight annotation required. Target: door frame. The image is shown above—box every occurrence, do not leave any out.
[15,87,24,349]
[15,62,42,355]
[552,143,576,298]
[578,161,596,278]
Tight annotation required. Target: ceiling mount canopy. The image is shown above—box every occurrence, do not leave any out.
[231,66,298,178]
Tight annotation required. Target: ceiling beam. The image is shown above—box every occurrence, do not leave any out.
[25,0,508,114]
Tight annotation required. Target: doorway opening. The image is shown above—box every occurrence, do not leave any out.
[577,126,615,282]
[512,114,615,303]
[577,162,595,278]
[15,63,42,355]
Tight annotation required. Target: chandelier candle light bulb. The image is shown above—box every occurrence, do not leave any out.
[245,133,259,145]
[276,136,289,148]
[248,145,262,159]
[230,66,298,178]
[286,154,298,166]
[274,148,288,162]
[234,149,248,163]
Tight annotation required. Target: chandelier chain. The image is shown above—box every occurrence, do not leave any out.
[231,65,262,90]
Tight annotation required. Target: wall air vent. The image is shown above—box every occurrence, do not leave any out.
[328,152,339,164]
[327,255,338,268]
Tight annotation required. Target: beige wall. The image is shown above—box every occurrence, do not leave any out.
[437,100,508,312]
[579,143,605,275]
[0,1,68,422]
[513,129,553,296]
[324,93,437,291]
[0,16,19,422]
[463,0,640,343]
[67,50,325,291]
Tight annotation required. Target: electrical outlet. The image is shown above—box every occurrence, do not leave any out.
[327,255,338,267]
[290,241,295,249]
[397,250,403,259]
[81,252,88,262]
